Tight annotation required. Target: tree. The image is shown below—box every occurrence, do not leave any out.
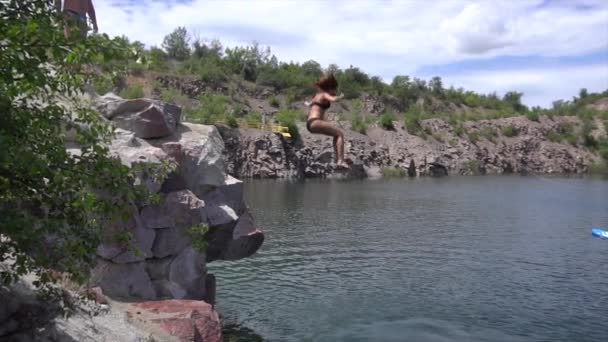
[579,88,588,99]
[429,76,444,96]
[503,91,527,112]
[162,26,191,61]
[0,0,167,294]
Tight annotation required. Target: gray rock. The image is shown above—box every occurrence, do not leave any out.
[145,256,172,280]
[96,212,155,264]
[93,259,156,300]
[152,280,187,299]
[202,204,238,227]
[151,226,191,259]
[168,247,206,299]
[140,189,205,229]
[95,95,181,139]
[202,175,246,216]
[151,123,227,197]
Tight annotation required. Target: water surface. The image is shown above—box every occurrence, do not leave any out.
[210,176,608,342]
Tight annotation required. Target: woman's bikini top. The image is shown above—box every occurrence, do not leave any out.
[311,99,330,110]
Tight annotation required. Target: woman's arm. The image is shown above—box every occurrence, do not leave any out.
[324,93,345,102]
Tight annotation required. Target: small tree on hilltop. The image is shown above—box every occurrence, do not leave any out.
[162,26,191,61]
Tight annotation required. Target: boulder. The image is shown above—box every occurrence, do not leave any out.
[96,95,181,139]
[92,259,156,301]
[140,190,205,229]
[96,209,155,264]
[168,247,206,300]
[128,300,221,342]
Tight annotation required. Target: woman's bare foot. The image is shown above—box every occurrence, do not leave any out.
[336,160,350,170]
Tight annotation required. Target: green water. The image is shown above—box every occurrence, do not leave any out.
[211,176,608,342]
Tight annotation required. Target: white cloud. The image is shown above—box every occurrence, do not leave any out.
[93,0,608,107]
[443,63,608,107]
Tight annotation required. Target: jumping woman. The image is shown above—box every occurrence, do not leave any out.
[305,74,350,169]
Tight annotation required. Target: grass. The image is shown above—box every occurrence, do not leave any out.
[118,84,145,99]
[159,87,188,105]
[479,127,498,142]
[468,131,480,144]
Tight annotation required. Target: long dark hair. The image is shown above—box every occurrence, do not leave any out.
[315,74,338,92]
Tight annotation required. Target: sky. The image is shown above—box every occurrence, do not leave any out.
[94,0,608,108]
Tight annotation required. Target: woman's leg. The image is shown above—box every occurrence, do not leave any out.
[309,120,348,167]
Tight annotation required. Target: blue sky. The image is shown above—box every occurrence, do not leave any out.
[96,0,608,107]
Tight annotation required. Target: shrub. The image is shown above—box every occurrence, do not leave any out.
[453,122,465,137]
[468,131,480,144]
[119,84,145,99]
[379,112,396,130]
[404,106,425,136]
[527,110,540,122]
[226,116,239,128]
[269,95,280,108]
[276,109,301,138]
[432,133,445,143]
[502,125,519,137]
[350,113,367,134]
[479,127,498,142]
[160,88,188,105]
[186,95,229,124]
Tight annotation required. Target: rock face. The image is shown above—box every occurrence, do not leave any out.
[220,115,605,179]
[88,94,264,306]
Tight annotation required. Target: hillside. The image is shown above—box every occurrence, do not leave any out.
[96,31,608,178]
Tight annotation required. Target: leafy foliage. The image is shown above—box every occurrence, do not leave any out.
[162,26,190,61]
[379,112,396,130]
[0,0,168,292]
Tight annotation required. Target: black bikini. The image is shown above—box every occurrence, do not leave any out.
[306,100,331,132]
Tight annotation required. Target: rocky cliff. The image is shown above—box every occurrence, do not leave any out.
[0,94,264,342]
[220,115,605,179]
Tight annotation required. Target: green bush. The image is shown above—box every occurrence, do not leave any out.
[404,106,425,136]
[226,114,239,128]
[599,139,608,161]
[119,84,145,99]
[128,61,146,76]
[93,75,115,95]
[276,109,301,138]
[547,131,562,143]
[269,95,280,108]
[379,112,396,130]
[350,113,367,134]
[186,95,229,124]
[453,123,465,137]
[159,87,188,105]
[245,112,263,124]
[432,133,445,142]
[468,131,480,144]
[502,125,519,137]
[527,110,540,122]
[381,167,406,178]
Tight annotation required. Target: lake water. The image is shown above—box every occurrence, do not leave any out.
[209,176,608,342]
